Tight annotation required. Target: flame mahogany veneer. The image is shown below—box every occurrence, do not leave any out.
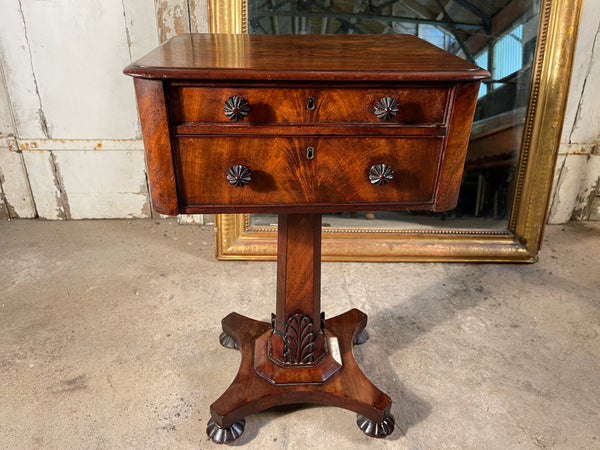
[125,33,487,444]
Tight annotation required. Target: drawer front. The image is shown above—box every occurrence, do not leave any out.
[167,86,450,126]
[174,136,443,209]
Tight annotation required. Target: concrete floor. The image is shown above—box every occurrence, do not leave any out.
[0,219,598,449]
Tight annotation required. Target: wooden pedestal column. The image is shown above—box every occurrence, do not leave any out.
[207,213,395,444]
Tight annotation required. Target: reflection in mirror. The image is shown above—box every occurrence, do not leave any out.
[247,0,539,232]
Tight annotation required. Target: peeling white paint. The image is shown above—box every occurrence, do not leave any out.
[0,192,9,219]
[548,150,596,224]
[154,0,190,43]
[177,214,205,225]
[0,0,47,138]
[18,139,144,152]
[0,1,187,220]
[590,197,600,220]
[189,0,209,33]
[561,1,600,143]
[569,26,600,145]
[22,150,64,220]
[549,0,600,223]
[0,144,36,218]
[0,60,15,137]
[572,152,600,220]
[16,0,141,139]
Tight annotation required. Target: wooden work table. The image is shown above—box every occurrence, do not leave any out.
[125,33,487,444]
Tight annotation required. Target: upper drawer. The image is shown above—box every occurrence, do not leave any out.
[167,85,451,126]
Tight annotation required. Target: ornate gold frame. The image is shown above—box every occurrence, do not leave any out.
[210,0,582,262]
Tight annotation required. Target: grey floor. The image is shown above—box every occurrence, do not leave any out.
[1,219,598,449]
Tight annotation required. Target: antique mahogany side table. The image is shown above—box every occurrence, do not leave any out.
[125,33,487,444]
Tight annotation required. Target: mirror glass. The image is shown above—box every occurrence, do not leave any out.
[246,0,539,232]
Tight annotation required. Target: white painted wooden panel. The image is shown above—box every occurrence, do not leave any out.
[53,151,150,219]
[568,23,600,144]
[0,1,216,220]
[0,64,14,136]
[122,0,160,61]
[17,0,139,139]
[549,3,600,222]
[561,0,600,143]
[0,144,36,218]
[548,150,589,224]
[0,0,47,139]
[122,0,161,140]
[22,150,65,220]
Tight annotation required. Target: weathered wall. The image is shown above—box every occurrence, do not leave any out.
[0,1,597,222]
[0,0,208,220]
[548,1,600,223]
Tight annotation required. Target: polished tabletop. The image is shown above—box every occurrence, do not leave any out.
[124,33,489,82]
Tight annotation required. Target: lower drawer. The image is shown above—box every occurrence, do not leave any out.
[173,136,443,211]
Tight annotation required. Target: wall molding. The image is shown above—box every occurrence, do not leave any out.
[16,138,144,151]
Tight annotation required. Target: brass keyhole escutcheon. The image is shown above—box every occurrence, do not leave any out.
[306,147,315,160]
[306,97,316,110]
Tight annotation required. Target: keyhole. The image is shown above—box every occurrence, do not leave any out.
[306,147,315,160]
[307,97,316,110]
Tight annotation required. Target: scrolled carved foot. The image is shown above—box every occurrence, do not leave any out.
[219,331,239,350]
[206,418,245,444]
[353,329,369,345]
[357,413,395,438]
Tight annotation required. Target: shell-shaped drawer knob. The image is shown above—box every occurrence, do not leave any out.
[374,97,399,121]
[226,165,251,187]
[224,96,250,121]
[369,163,394,186]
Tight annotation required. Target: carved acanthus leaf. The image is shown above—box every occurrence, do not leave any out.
[284,314,315,364]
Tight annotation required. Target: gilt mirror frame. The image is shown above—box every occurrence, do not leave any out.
[209,0,582,262]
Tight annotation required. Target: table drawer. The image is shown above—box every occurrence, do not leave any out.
[173,136,443,210]
[167,85,450,126]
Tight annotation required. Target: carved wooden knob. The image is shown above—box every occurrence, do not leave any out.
[369,163,393,186]
[224,96,250,121]
[374,97,399,121]
[226,165,251,187]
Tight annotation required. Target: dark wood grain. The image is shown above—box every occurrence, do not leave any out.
[124,34,489,82]
[433,82,481,211]
[173,136,443,210]
[133,78,179,215]
[275,214,321,334]
[172,123,447,137]
[271,214,325,363]
[125,33,487,442]
[211,309,391,429]
[167,84,450,125]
